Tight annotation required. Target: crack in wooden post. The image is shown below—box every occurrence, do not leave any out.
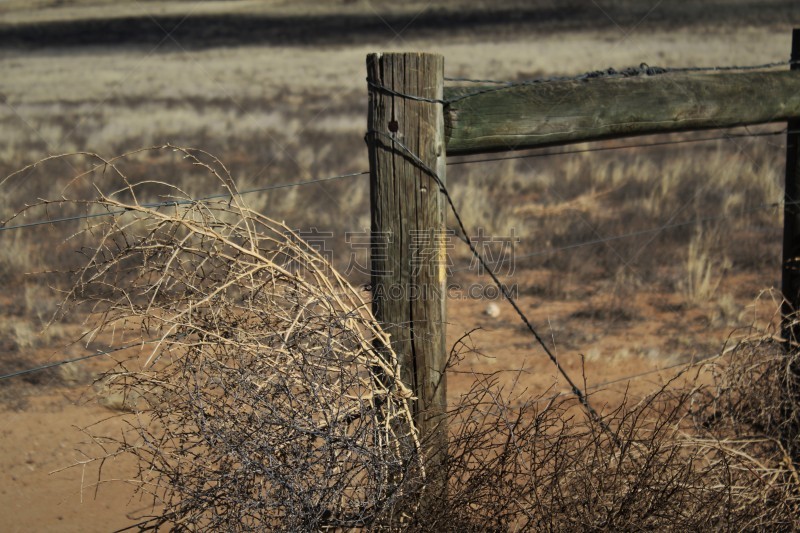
[366,52,448,500]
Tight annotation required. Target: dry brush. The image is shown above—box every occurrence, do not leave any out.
[4,147,800,531]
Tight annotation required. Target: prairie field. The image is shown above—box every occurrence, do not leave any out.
[1,1,800,530]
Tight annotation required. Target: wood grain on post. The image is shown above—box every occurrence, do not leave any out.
[444,70,800,155]
[366,53,448,470]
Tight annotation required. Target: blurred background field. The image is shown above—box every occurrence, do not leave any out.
[1,1,800,530]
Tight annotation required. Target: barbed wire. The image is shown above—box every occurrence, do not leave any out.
[521,349,727,408]
[0,338,163,382]
[446,59,798,104]
[368,59,796,105]
[0,327,724,394]
[0,193,784,384]
[5,129,608,435]
[2,57,795,388]
[365,128,613,432]
[0,170,368,233]
[587,351,721,392]
[451,199,785,273]
[0,204,784,383]
[2,125,788,235]
[447,128,790,167]
[445,59,795,85]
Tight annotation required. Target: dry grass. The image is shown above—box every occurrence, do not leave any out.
[16,152,797,529]
[0,26,789,395]
[2,13,799,529]
[682,228,732,304]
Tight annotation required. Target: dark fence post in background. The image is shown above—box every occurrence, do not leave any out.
[366,53,448,483]
[782,28,800,348]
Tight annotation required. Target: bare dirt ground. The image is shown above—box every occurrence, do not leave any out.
[1,1,799,530]
[0,272,783,531]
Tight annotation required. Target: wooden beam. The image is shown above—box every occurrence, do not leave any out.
[444,70,800,155]
[366,53,448,478]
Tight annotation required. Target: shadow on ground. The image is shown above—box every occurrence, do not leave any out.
[0,1,798,50]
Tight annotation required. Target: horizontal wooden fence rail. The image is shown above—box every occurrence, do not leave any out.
[444,70,800,155]
[367,31,800,500]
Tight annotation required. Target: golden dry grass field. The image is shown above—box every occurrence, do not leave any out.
[1,0,800,530]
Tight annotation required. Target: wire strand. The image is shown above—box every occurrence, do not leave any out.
[1,202,783,382]
[366,128,609,430]
[2,126,789,234]
[447,128,789,166]
[369,59,794,105]
[440,59,795,103]
[527,349,725,408]
[444,59,794,86]
[587,351,720,392]
[0,338,161,381]
[451,200,784,273]
[1,170,368,233]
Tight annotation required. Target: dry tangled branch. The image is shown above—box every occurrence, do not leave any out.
[6,147,800,531]
[12,147,424,530]
[414,343,800,531]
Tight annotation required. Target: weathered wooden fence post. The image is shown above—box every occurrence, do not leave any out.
[782,28,800,347]
[366,52,448,484]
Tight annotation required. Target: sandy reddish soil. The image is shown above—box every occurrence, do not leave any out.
[0,268,781,531]
[1,396,143,532]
